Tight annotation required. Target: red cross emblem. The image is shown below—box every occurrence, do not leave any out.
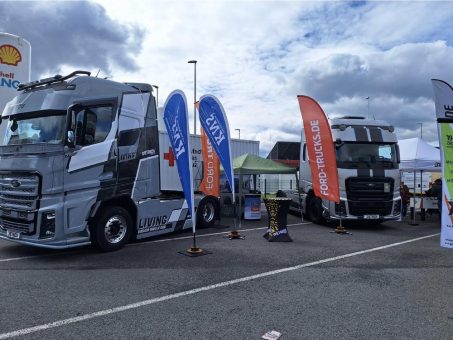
[164,147,175,167]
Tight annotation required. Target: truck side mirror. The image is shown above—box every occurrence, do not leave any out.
[67,130,75,147]
[334,138,344,149]
[396,144,400,164]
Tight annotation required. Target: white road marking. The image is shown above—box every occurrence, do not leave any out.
[0,232,439,339]
[131,222,311,246]
[0,251,81,263]
[0,222,311,261]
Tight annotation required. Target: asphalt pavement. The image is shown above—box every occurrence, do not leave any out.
[0,212,451,340]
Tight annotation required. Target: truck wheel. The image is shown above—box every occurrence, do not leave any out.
[91,206,132,252]
[197,197,217,228]
[308,197,325,224]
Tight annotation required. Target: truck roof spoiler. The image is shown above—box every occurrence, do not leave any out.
[17,70,91,91]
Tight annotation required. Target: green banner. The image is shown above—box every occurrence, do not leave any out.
[439,123,453,247]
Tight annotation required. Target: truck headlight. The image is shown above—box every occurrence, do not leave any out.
[335,200,347,216]
[40,211,55,238]
[384,183,390,193]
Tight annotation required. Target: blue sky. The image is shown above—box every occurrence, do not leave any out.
[1,0,453,155]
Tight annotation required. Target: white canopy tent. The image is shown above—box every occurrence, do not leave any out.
[398,137,441,172]
[398,137,441,224]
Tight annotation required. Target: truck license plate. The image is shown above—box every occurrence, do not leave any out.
[6,230,21,239]
[364,215,379,219]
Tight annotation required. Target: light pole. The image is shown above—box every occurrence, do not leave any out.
[188,60,197,135]
[365,96,370,119]
[151,85,159,110]
[235,128,241,139]
[418,122,423,139]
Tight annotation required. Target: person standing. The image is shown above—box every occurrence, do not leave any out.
[431,179,442,221]
[400,184,410,219]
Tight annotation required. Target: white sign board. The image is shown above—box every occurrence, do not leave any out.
[0,33,31,111]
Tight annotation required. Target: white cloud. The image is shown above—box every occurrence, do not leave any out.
[4,0,453,154]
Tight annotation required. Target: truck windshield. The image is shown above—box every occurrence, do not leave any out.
[0,111,66,146]
[336,142,398,169]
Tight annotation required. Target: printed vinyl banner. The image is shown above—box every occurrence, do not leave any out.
[199,128,220,197]
[432,79,453,248]
[198,95,235,203]
[297,95,340,203]
[163,90,195,232]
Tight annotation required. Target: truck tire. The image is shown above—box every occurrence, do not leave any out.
[197,196,218,228]
[308,197,325,225]
[91,206,132,252]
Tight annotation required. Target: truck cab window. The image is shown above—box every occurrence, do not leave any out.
[0,111,66,146]
[73,106,114,147]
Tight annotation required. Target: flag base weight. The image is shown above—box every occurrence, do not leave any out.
[178,232,211,257]
[331,226,351,235]
[227,230,244,240]
[178,247,211,257]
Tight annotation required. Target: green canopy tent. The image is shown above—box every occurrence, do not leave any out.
[233,153,297,175]
[223,153,298,226]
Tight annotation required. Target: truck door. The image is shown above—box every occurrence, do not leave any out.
[63,99,118,232]
[117,92,160,199]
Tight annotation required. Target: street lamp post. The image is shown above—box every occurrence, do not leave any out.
[235,128,241,139]
[188,60,197,135]
[151,85,159,110]
[365,96,370,119]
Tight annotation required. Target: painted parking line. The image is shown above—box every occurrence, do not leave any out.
[131,221,311,246]
[0,232,439,339]
[0,222,312,262]
[0,251,82,263]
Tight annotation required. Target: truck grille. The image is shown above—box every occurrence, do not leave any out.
[346,177,394,216]
[0,174,40,210]
[0,217,34,233]
[0,173,40,234]
[348,201,394,216]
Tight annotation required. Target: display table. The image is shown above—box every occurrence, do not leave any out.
[263,197,292,242]
[244,194,262,220]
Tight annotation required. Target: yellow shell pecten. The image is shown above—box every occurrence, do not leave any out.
[0,44,22,66]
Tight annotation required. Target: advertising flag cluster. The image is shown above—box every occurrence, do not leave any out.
[163,90,195,232]
[198,95,235,202]
[431,79,453,248]
[297,95,340,203]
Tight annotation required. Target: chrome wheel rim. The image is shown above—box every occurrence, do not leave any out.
[202,202,215,223]
[104,216,127,244]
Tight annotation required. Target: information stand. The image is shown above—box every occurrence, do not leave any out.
[244,194,262,220]
[263,197,292,242]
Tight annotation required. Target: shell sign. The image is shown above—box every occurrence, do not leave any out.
[0,33,31,111]
[0,44,22,66]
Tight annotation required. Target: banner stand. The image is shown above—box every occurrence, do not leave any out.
[198,95,240,240]
[179,231,211,257]
[331,211,351,235]
[295,172,304,223]
[228,193,244,240]
[408,172,419,226]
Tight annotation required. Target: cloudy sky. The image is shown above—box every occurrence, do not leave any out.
[1,0,452,155]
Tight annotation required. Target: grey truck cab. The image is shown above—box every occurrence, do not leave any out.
[0,71,218,251]
[298,116,401,224]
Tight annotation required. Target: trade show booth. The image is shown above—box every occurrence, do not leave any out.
[220,153,297,221]
[398,137,441,221]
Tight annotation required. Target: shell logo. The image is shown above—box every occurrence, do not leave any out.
[0,44,22,66]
